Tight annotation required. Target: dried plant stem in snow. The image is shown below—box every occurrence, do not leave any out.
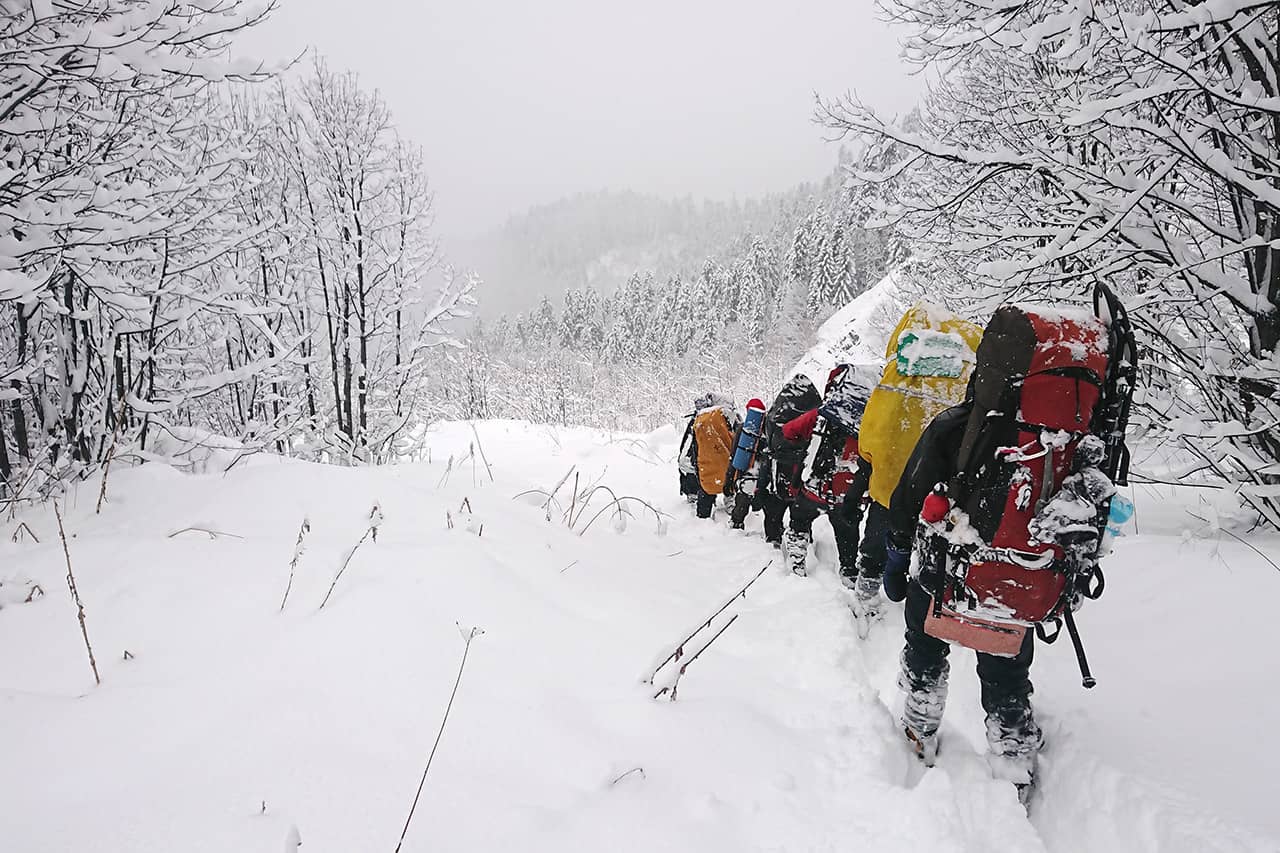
[319,504,383,610]
[279,518,311,612]
[54,502,100,686]
[394,625,484,853]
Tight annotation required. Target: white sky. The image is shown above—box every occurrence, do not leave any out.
[239,0,921,247]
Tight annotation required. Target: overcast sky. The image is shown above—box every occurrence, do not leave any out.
[239,0,921,247]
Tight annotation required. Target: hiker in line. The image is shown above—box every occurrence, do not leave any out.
[677,401,702,503]
[754,375,822,546]
[687,393,740,519]
[727,398,768,532]
[883,291,1136,803]
[884,387,1046,798]
[780,364,876,583]
[856,305,984,618]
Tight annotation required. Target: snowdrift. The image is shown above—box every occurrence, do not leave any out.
[1,422,1277,852]
[789,271,907,382]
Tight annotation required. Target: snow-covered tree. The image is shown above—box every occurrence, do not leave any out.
[0,0,277,498]
[820,0,1280,525]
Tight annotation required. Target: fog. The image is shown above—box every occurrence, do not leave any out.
[240,0,921,252]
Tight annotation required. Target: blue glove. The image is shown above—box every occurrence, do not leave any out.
[883,541,911,603]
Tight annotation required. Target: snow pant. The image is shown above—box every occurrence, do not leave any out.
[789,497,865,579]
[729,488,753,528]
[757,489,789,544]
[679,471,699,499]
[899,580,1041,760]
[858,500,891,584]
[695,490,716,519]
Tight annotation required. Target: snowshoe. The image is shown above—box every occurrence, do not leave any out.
[848,575,883,639]
[784,529,808,577]
[988,748,1039,810]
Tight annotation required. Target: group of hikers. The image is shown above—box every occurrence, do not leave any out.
[676,286,1138,803]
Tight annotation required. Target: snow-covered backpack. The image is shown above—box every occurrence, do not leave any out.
[798,364,877,505]
[919,283,1138,685]
[858,304,983,509]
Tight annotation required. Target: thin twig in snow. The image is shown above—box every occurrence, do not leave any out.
[279,518,311,612]
[578,495,670,536]
[654,613,740,701]
[10,522,39,543]
[644,562,771,684]
[610,767,646,785]
[319,504,383,610]
[54,503,100,686]
[393,625,484,853]
[1188,511,1280,574]
[436,454,455,488]
[470,423,495,482]
[167,527,246,540]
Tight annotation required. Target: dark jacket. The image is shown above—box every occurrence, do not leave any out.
[765,376,821,465]
[887,401,972,551]
[763,376,822,496]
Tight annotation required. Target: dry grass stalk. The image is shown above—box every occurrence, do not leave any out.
[54,502,100,686]
[95,399,128,514]
[318,504,383,610]
[167,527,245,540]
[11,521,39,543]
[279,518,311,612]
[644,561,771,685]
[653,613,739,701]
[394,625,484,853]
[470,423,495,482]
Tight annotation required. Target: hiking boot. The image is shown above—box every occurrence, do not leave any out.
[852,574,882,617]
[899,653,948,757]
[904,725,939,766]
[986,712,1043,800]
[784,529,808,577]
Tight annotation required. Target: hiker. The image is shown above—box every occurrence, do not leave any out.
[755,375,822,546]
[727,398,768,531]
[856,305,983,616]
[677,403,701,503]
[781,364,876,583]
[688,393,740,519]
[883,290,1137,803]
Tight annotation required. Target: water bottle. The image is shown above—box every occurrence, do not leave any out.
[1101,494,1134,553]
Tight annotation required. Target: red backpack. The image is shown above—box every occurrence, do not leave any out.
[920,285,1137,683]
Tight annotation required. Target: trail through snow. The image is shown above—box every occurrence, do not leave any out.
[1,422,1276,852]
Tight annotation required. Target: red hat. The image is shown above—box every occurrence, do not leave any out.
[747,398,765,410]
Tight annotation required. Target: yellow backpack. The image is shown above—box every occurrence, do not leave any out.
[858,304,983,507]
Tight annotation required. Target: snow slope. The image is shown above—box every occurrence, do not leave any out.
[790,271,907,381]
[2,422,1278,852]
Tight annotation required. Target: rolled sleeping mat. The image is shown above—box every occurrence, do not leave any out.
[731,399,767,472]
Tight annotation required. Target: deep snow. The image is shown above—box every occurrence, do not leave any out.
[2,421,1278,852]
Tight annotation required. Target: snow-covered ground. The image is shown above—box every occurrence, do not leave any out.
[2,421,1277,852]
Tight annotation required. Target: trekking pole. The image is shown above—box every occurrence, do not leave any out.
[1063,608,1096,689]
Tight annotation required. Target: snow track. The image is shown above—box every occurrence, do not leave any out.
[1,422,1276,852]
